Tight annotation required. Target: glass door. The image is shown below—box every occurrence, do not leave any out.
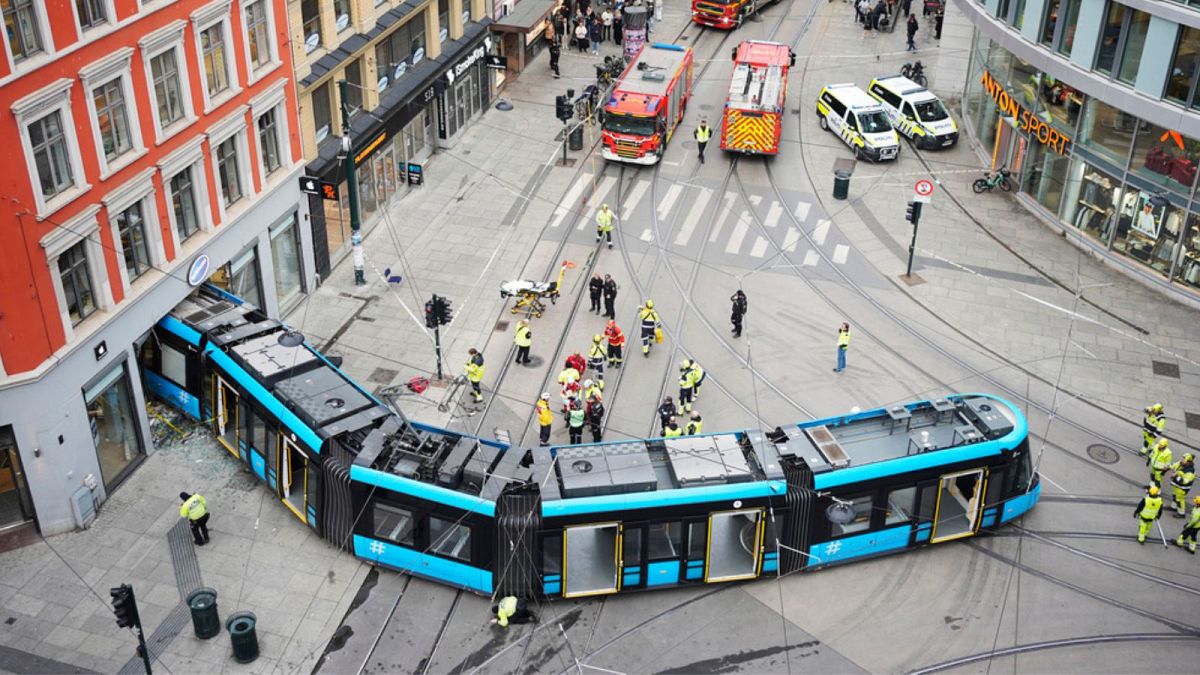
[930,469,988,543]
[705,509,764,583]
[213,375,239,458]
[0,444,35,528]
[563,522,622,597]
[278,435,307,521]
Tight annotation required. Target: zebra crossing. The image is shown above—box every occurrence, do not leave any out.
[545,173,856,271]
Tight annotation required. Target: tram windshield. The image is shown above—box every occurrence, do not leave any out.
[604,112,657,137]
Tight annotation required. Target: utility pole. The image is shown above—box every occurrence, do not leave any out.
[339,79,366,286]
[904,200,923,278]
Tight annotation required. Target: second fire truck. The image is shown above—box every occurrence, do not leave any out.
[692,0,778,29]
[601,43,695,165]
[720,40,794,155]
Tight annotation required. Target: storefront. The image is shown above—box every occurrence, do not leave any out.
[491,0,556,78]
[964,31,1200,301]
[305,22,494,279]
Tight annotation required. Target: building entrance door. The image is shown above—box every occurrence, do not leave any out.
[0,443,35,529]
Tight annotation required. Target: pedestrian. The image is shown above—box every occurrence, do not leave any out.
[833,322,851,373]
[513,319,532,365]
[902,0,911,16]
[613,3,623,45]
[694,119,712,164]
[1134,484,1163,545]
[465,348,486,402]
[646,0,655,31]
[491,596,538,626]
[596,203,615,248]
[602,274,618,319]
[590,17,602,54]
[179,491,210,546]
[588,272,604,313]
[568,399,586,444]
[858,0,872,30]
[1169,453,1195,516]
[663,416,683,437]
[1176,495,1200,554]
[677,360,695,414]
[922,0,931,17]
[549,39,561,78]
[601,5,613,41]
[1141,403,1165,457]
[574,20,588,52]
[587,334,607,388]
[686,358,705,397]
[730,289,747,337]
[587,395,605,442]
[604,320,625,367]
[639,299,661,356]
[1150,438,1173,488]
[906,14,918,51]
[658,396,675,434]
[537,393,553,446]
[934,7,944,40]
[685,411,703,436]
[854,0,865,23]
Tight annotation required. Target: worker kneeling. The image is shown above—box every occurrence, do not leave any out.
[491,596,538,627]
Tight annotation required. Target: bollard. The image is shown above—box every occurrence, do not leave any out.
[226,611,259,664]
[568,124,584,151]
[833,169,851,200]
[187,587,220,640]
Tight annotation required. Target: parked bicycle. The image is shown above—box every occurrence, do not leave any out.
[972,166,1013,193]
[901,60,927,87]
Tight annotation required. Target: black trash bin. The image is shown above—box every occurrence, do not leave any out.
[187,587,220,640]
[833,169,851,200]
[569,124,584,151]
[226,611,259,664]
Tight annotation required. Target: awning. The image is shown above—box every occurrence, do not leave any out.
[491,0,555,33]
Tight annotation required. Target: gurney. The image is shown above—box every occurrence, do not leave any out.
[501,260,575,317]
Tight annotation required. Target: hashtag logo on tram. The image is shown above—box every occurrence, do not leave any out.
[824,541,842,556]
[369,541,386,556]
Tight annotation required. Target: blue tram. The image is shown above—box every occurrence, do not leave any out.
[141,287,1039,598]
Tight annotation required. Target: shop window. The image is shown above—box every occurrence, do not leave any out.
[85,363,145,488]
[1132,124,1198,195]
[832,494,873,536]
[374,503,414,545]
[1117,10,1150,85]
[1078,97,1136,165]
[1095,1,1128,75]
[270,215,303,309]
[1061,159,1122,245]
[312,81,332,142]
[1167,27,1200,107]
[1039,75,1083,135]
[323,181,350,257]
[1022,141,1070,218]
[1112,189,1180,276]
[1007,57,1045,118]
[430,516,471,561]
[1173,212,1200,289]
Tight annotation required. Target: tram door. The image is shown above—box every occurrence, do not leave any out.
[705,509,764,583]
[563,523,622,598]
[278,436,307,522]
[930,469,987,544]
[213,376,239,458]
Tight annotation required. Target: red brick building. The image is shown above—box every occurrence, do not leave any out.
[0,0,313,535]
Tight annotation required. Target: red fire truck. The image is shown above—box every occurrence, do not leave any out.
[720,40,793,155]
[692,0,777,29]
[601,43,695,165]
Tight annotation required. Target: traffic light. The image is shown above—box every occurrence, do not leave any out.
[433,295,454,326]
[905,201,923,224]
[110,584,139,629]
[555,95,572,122]
[424,299,437,329]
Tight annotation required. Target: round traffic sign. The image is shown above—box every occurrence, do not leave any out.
[914,179,935,197]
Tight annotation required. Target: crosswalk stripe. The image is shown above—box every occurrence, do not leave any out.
[622,180,649,219]
[577,176,617,230]
[640,229,653,242]
[749,236,769,258]
[658,184,682,219]
[725,212,751,254]
[674,188,712,247]
[708,193,737,243]
[812,219,830,246]
[832,244,849,265]
[795,201,812,221]
[802,250,819,266]
[750,195,762,206]
[782,227,800,252]
[550,176,588,228]
[764,201,783,228]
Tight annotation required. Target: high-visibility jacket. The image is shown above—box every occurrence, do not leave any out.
[583,384,602,402]
[686,418,702,435]
[694,125,712,143]
[639,307,660,330]
[679,370,693,390]
[514,324,531,347]
[605,325,625,346]
[596,209,615,231]
[1136,495,1163,520]
[663,424,683,437]
[496,596,518,627]
[688,363,705,386]
[1144,411,1165,435]
[537,401,553,426]
[465,355,485,382]
[1151,446,1174,473]
[588,343,606,362]
[569,406,586,428]
[837,329,851,350]
[1171,462,1195,490]
[180,494,208,521]
[1186,505,1200,529]
[558,367,581,385]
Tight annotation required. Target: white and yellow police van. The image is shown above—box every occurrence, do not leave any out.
[867,75,958,149]
[816,84,900,161]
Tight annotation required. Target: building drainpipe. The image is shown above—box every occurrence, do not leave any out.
[339,79,366,286]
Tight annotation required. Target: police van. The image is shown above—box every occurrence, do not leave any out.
[816,84,900,161]
[867,75,958,149]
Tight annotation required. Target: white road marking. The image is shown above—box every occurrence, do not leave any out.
[750,195,762,206]
[832,244,849,265]
[708,193,737,243]
[550,176,588,228]
[802,250,819,266]
[622,179,650,219]
[725,212,751,254]
[1038,472,1067,492]
[782,227,800,252]
[764,201,783,228]
[812,219,830,246]
[1070,340,1097,359]
[674,189,713,247]
[640,228,653,242]
[576,176,617,230]
[749,236,769,258]
[794,201,812,221]
[658,184,683,219]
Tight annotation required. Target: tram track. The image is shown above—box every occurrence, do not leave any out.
[908,632,1200,675]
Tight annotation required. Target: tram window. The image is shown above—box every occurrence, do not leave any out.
[647,522,681,559]
[884,486,917,526]
[686,521,706,559]
[623,527,642,566]
[373,503,415,545]
[266,423,279,478]
[238,401,251,452]
[833,494,873,536]
[1011,444,1032,494]
[430,516,472,562]
[160,341,188,387]
[250,408,267,454]
[543,534,562,574]
[917,484,937,523]
[985,468,1008,506]
[306,463,321,515]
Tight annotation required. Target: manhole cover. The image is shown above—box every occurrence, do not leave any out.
[1086,444,1120,464]
[1152,360,1181,379]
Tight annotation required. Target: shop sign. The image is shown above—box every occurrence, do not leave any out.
[413,48,425,65]
[486,54,507,70]
[355,132,388,164]
[437,92,447,138]
[394,61,408,79]
[447,44,487,85]
[377,76,389,91]
[980,70,1071,155]
[408,163,424,185]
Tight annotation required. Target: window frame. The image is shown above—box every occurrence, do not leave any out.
[74,0,112,33]
[428,514,472,562]
[39,205,112,339]
[80,48,145,178]
[372,502,415,546]
[58,240,97,326]
[240,0,280,84]
[300,0,322,54]
[207,109,253,219]
[1165,25,1200,107]
[1,0,51,66]
[257,108,281,177]
[102,168,165,292]
[140,21,197,145]
[15,79,90,218]
[250,80,291,185]
[191,0,241,114]
[311,80,333,143]
[158,136,213,254]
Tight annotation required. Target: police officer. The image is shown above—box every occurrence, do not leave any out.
[604,320,625,367]
[685,411,703,436]
[537,393,553,446]
[1169,453,1195,516]
[1141,403,1165,458]
[658,396,676,435]
[833,322,851,373]
[589,273,604,313]
[596,204,616,248]
[587,395,605,443]
[664,417,683,437]
[513,320,532,365]
[465,348,486,403]
[678,360,695,414]
[639,300,661,356]
[568,399,586,445]
[587,334,607,388]
[1176,495,1200,554]
[1150,438,1173,488]
[694,119,712,164]
[491,596,538,626]
[602,274,618,319]
[730,289,748,338]
[1134,484,1163,545]
[179,492,210,546]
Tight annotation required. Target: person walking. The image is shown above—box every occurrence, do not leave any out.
[934,6,944,40]
[685,411,703,436]
[602,274,618,319]
[589,17,602,54]
[686,359,705,398]
[902,0,911,15]
[906,13,918,51]
[639,300,661,356]
[601,5,613,41]
[596,204,616,248]
[730,289,748,337]
[513,320,532,365]
[568,399,586,444]
[179,492,211,546]
[833,323,851,372]
[1176,496,1200,554]
[589,273,604,313]
[677,360,695,415]
[1134,484,1164,545]
[537,393,554,446]
[587,334,607,388]
[1150,438,1174,488]
[860,0,873,33]
[1141,403,1165,458]
[663,416,683,437]
[1169,453,1195,516]
[854,0,866,23]
[465,348,486,403]
[587,395,605,442]
[604,320,625,367]
[549,39,561,78]
[491,596,538,626]
[694,119,712,164]
[658,397,676,435]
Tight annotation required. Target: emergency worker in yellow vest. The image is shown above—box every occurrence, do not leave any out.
[1169,453,1195,516]
[686,359,705,398]
[694,119,712,164]
[833,323,851,373]
[1141,403,1165,458]
[490,596,537,626]
[596,204,615,249]
[1175,496,1200,554]
[1134,484,1163,545]
[179,491,210,546]
[1149,438,1173,488]
[663,417,683,437]
[677,360,695,414]
[685,411,703,436]
[513,320,532,365]
[465,348,486,403]
[587,334,606,388]
[536,393,553,447]
[639,300,661,356]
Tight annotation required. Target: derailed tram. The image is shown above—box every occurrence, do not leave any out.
[141,286,1039,599]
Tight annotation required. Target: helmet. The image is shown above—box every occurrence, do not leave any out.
[602,203,609,209]
[584,379,594,389]
[1185,453,1195,463]
[1149,485,1160,496]
[680,359,692,369]
[594,334,603,343]
[1194,496,1200,506]
[1154,403,1164,413]
[645,300,654,309]
[1158,438,1170,449]
[690,411,701,420]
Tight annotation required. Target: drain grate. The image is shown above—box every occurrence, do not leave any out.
[1086,444,1120,465]
[1152,360,1181,379]
[1186,412,1200,431]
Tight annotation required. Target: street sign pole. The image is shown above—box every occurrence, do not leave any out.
[339,80,366,286]
[433,325,444,380]
[905,212,921,277]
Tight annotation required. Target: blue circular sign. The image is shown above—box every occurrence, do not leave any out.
[188,255,211,286]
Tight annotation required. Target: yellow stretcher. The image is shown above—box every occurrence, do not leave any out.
[500,260,575,318]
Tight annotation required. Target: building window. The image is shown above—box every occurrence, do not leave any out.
[333,0,350,31]
[1117,10,1150,85]
[1011,0,1026,30]
[201,23,230,96]
[312,81,332,141]
[210,246,261,306]
[1039,0,1059,46]
[93,78,133,161]
[270,215,303,309]
[344,59,363,111]
[151,50,186,128]
[29,111,75,200]
[438,0,449,41]
[216,136,243,206]
[114,202,151,281]
[85,364,145,489]
[1095,1,1128,75]
[243,0,272,71]
[58,240,95,325]
[1055,0,1080,56]
[301,0,320,53]
[169,168,200,240]
[1167,27,1200,107]
[2,0,44,62]
[76,0,106,30]
[257,108,281,176]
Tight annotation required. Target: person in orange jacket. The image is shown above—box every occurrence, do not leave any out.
[603,320,625,367]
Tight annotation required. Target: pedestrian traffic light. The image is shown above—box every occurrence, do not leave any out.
[424,299,437,329]
[433,295,454,326]
[110,584,139,629]
[905,201,923,224]
[555,95,572,122]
